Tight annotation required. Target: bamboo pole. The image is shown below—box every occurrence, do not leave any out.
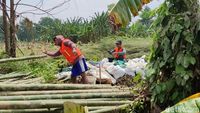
[0,89,129,96]
[0,100,132,109]
[0,55,47,63]
[0,78,19,83]
[0,84,118,91]
[0,108,61,113]
[0,73,31,80]
[0,92,132,101]
[89,103,132,113]
[12,77,43,84]
[87,106,117,111]
[22,78,43,84]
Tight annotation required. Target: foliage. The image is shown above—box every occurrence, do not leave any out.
[17,12,112,43]
[109,0,151,27]
[139,6,153,27]
[127,6,155,38]
[0,58,63,83]
[17,18,38,41]
[147,0,200,109]
[128,22,149,37]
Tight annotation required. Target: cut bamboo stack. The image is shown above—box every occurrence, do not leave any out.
[0,83,133,113]
[0,72,44,84]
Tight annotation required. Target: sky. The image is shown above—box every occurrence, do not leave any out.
[1,0,164,23]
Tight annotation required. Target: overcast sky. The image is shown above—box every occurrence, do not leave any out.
[1,0,164,23]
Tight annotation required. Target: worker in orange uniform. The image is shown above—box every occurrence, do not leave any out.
[43,35,88,84]
[108,40,126,62]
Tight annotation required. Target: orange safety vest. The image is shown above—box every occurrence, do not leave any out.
[59,39,82,64]
[114,47,126,59]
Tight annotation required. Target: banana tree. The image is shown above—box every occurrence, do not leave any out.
[109,0,151,27]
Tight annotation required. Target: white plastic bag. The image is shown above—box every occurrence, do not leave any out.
[107,65,125,79]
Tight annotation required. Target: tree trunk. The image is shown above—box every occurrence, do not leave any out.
[1,0,10,55]
[10,0,16,57]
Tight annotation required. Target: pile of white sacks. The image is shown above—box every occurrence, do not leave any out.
[87,55,147,84]
[55,56,147,84]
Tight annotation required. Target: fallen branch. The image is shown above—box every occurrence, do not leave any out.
[0,55,47,63]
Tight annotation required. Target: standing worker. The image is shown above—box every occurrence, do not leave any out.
[43,35,88,84]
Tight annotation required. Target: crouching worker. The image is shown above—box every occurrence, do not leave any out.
[43,35,88,84]
[108,40,126,62]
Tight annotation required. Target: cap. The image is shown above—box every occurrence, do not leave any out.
[115,40,122,45]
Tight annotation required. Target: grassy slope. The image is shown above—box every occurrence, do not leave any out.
[0,37,152,82]
[80,36,152,61]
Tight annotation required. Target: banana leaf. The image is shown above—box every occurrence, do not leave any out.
[162,97,200,113]
[109,0,151,27]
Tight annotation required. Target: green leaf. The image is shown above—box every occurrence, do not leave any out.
[109,0,151,27]
[175,24,183,33]
[181,79,186,86]
[171,91,178,101]
[170,24,183,33]
[175,65,186,74]
[133,73,141,82]
[184,15,190,28]
[155,84,162,94]
[159,61,166,68]
[163,37,172,61]
[182,53,196,68]
[172,33,180,49]
[166,79,175,92]
[161,83,167,92]
[183,74,189,81]
[175,76,182,85]
[176,52,184,65]
[183,30,194,44]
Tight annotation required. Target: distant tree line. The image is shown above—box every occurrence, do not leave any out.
[0,7,154,43]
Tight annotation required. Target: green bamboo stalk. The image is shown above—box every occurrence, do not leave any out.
[0,92,132,101]
[89,103,132,113]
[0,78,19,83]
[0,72,31,80]
[0,55,47,63]
[0,108,61,113]
[23,78,43,84]
[13,77,43,84]
[87,106,117,111]
[0,84,119,91]
[0,89,129,96]
[0,100,132,109]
